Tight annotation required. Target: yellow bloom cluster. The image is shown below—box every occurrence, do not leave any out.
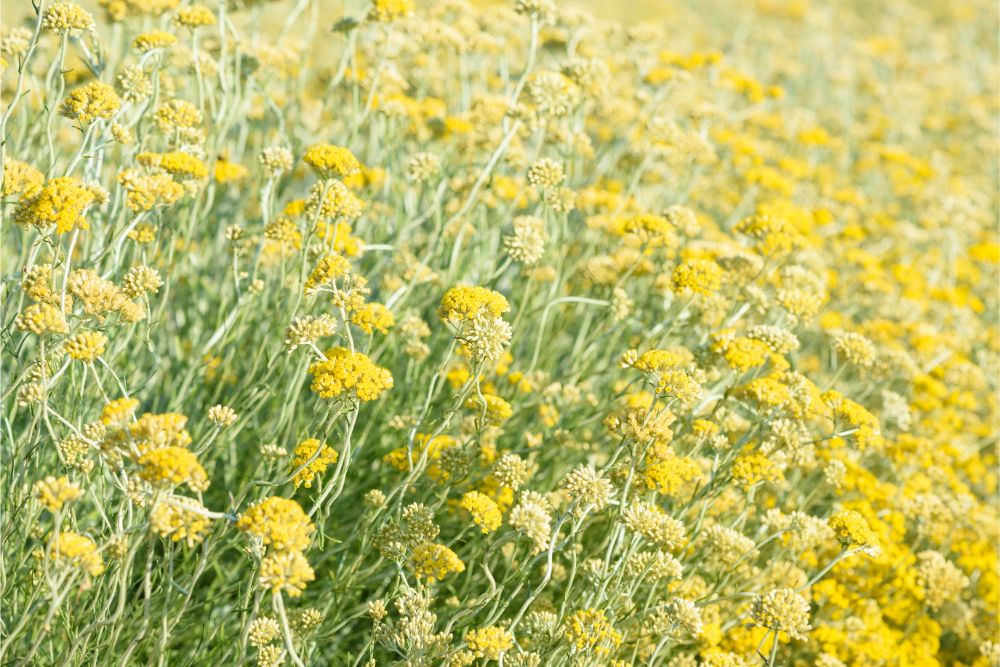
[60,81,121,124]
[564,608,622,656]
[308,347,393,401]
[64,330,108,361]
[303,144,361,179]
[137,446,209,492]
[237,497,315,553]
[15,176,95,233]
[439,285,510,323]
[828,510,879,551]
[410,542,465,583]
[459,491,503,534]
[50,531,104,577]
[290,438,339,488]
[150,496,212,547]
[34,475,83,512]
[465,626,514,660]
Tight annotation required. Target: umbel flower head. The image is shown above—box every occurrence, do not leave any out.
[459,314,512,364]
[439,285,509,323]
[258,549,315,596]
[65,330,108,362]
[751,588,812,639]
[828,509,879,554]
[150,495,212,547]
[138,446,210,492]
[563,608,622,656]
[15,303,69,335]
[410,542,465,582]
[34,475,83,512]
[60,81,121,124]
[621,502,686,550]
[15,176,95,234]
[504,215,547,265]
[459,491,503,533]
[303,144,361,179]
[237,497,315,552]
[49,531,104,577]
[42,2,95,34]
[290,438,339,488]
[307,347,393,401]
[368,0,414,22]
[465,626,514,661]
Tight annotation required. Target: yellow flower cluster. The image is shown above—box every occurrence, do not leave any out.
[308,347,393,401]
[303,144,361,179]
[438,285,510,323]
[50,531,104,577]
[459,491,503,534]
[410,542,465,583]
[564,608,622,656]
[60,81,121,124]
[64,330,108,361]
[34,476,83,512]
[137,446,210,492]
[15,176,95,233]
[465,626,514,660]
[237,497,315,553]
[290,438,339,488]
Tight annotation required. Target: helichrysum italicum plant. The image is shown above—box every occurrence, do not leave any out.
[1,0,997,665]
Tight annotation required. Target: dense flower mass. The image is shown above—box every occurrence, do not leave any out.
[307,347,394,401]
[1,0,996,665]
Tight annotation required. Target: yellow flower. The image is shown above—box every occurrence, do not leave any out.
[34,476,83,512]
[828,510,879,551]
[465,393,513,424]
[174,5,215,27]
[350,302,395,334]
[459,491,503,533]
[439,285,509,323]
[714,336,772,374]
[2,157,43,198]
[465,626,514,660]
[290,438,339,488]
[308,347,393,401]
[643,450,700,497]
[303,144,361,179]
[101,397,139,426]
[50,531,104,577]
[751,588,811,639]
[368,0,414,22]
[671,258,724,295]
[150,496,212,547]
[563,608,622,656]
[60,81,121,124]
[42,2,95,33]
[213,158,248,183]
[15,303,69,335]
[258,550,315,596]
[410,542,465,582]
[237,497,314,552]
[304,254,351,292]
[732,450,782,488]
[132,30,177,52]
[138,152,208,179]
[137,446,210,492]
[65,330,108,361]
[15,176,95,233]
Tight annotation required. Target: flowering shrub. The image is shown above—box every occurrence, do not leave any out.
[1,0,997,666]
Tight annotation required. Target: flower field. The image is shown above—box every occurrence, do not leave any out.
[1,0,998,665]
